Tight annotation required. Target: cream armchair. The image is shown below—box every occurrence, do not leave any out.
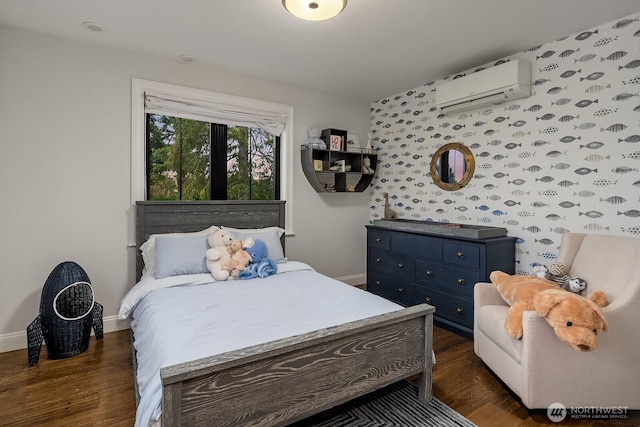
[474,232,640,409]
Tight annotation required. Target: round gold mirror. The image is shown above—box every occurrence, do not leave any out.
[430,142,475,191]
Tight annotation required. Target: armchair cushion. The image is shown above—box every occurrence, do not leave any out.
[477,305,522,361]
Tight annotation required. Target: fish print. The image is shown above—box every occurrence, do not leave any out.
[580,72,605,81]
[558,114,579,122]
[575,99,598,108]
[622,76,640,85]
[601,51,628,61]
[584,224,610,232]
[601,196,626,205]
[574,190,596,197]
[621,226,640,235]
[618,135,640,143]
[593,35,618,47]
[575,30,598,41]
[618,210,640,218]
[585,84,611,93]
[619,60,640,70]
[580,141,604,150]
[560,69,581,78]
[551,98,572,106]
[584,154,610,162]
[575,53,597,63]
[612,93,637,102]
[611,18,638,29]
[601,124,627,133]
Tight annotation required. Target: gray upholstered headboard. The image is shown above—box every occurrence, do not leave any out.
[135,200,286,281]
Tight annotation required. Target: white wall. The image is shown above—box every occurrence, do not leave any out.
[0,25,371,351]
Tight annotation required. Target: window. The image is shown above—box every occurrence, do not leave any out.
[132,79,294,231]
[146,116,280,201]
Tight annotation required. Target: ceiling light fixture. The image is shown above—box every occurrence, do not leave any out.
[282,0,347,21]
[82,21,104,32]
[179,55,196,64]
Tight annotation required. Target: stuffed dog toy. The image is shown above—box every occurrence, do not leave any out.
[490,270,609,351]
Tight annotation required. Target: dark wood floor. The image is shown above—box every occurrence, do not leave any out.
[0,327,637,426]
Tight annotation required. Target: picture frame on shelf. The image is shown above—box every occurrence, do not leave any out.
[322,128,348,151]
[346,133,360,152]
[329,135,343,151]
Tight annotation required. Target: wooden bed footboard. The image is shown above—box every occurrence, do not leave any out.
[160,303,434,427]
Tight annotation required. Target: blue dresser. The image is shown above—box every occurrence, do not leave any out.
[366,225,516,338]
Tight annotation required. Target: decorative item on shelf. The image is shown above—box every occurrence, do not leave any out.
[322,128,347,151]
[324,182,336,192]
[346,186,355,192]
[313,159,323,171]
[330,160,346,172]
[306,128,326,150]
[365,132,374,154]
[346,133,360,152]
[362,156,374,174]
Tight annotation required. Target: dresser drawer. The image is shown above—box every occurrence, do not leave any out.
[367,271,414,306]
[368,230,390,250]
[369,248,415,280]
[443,241,480,269]
[415,260,479,298]
[391,232,442,260]
[414,286,474,329]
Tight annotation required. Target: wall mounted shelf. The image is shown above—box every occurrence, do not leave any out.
[301,145,377,192]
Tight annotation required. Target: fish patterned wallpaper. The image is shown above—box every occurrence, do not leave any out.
[368,12,640,274]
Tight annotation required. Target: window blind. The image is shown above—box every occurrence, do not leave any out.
[144,93,288,136]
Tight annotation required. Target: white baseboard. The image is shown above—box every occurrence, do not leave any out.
[0,315,130,354]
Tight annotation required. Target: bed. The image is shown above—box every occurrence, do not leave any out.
[121,200,434,426]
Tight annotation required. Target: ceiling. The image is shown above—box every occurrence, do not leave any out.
[1,1,638,102]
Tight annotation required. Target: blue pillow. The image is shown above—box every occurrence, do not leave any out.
[154,235,210,279]
[222,227,286,263]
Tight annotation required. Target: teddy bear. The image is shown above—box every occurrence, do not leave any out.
[490,270,609,351]
[224,238,255,277]
[238,239,277,280]
[205,227,235,281]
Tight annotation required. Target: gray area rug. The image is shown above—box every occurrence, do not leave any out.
[293,380,477,426]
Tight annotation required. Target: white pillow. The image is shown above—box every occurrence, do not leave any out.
[140,225,218,276]
[221,226,286,263]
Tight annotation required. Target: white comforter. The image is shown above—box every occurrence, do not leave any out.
[119,262,402,427]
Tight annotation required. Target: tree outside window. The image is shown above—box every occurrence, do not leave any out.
[146,114,279,201]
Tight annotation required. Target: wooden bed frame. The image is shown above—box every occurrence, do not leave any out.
[135,200,434,426]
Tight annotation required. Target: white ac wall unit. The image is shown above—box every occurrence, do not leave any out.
[435,60,531,114]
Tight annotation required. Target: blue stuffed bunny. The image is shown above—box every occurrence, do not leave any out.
[239,239,277,280]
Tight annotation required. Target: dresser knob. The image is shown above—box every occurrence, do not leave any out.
[398,263,404,269]
[457,278,465,285]
[457,251,465,258]
[398,287,404,293]
[376,280,382,286]
[426,270,433,277]
[425,296,432,304]
[376,237,382,243]
[376,258,382,263]
[456,307,464,315]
